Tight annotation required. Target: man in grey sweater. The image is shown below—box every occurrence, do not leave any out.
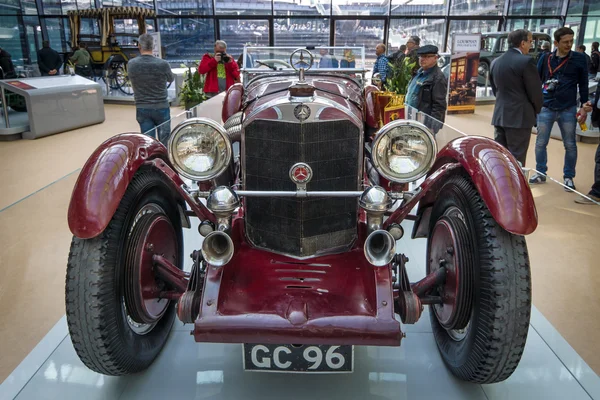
[127,33,174,146]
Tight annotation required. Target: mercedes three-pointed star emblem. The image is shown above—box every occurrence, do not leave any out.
[289,162,313,185]
[294,104,311,121]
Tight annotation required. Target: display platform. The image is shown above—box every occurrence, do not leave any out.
[1,216,599,400]
[98,67,179,105]
[100,82,177,105]
[0,107,29,140]
[0,76,105,140]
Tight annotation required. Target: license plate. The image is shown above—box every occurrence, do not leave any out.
[243,344,353,373]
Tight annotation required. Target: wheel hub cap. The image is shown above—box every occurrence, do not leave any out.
[124,212,178,325]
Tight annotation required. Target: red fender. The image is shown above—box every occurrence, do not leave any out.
[364,85,379,129]
[222,83,244,123]
[68,133,170,239]
[417,136,538,235]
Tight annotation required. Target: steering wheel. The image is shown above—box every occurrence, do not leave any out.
[289,49,314,72]
[255,60,277,71]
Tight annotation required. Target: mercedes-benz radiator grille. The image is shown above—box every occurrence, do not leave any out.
[244,119,361,257]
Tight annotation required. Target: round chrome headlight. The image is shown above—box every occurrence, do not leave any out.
[168,118,232,181]
[372,120,437,183]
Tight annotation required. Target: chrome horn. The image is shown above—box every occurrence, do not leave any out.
[201,231,234,267]
[201,186,240,267]
[364,229,396,267]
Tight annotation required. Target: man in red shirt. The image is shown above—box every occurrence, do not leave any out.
[198,40,240,98]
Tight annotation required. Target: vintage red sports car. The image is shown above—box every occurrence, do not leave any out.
[65,47,536,382]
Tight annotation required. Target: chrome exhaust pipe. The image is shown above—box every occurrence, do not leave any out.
[364,230,396,267]
[201,231,234,267]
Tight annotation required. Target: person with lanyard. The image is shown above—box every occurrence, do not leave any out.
[405,45,448,132]
[529,27,589,191]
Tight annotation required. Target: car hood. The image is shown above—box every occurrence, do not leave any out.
[243,74,364,127]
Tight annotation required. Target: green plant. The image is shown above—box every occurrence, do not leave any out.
[385,59,417,96]
[179,64,207,110]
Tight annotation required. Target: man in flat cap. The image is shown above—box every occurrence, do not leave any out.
[405,45,448,129]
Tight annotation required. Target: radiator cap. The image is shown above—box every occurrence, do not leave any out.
[289,82,315,97]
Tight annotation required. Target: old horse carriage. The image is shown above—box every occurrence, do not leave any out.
[66,6,155,94]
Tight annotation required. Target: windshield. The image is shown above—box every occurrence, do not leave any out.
[242,46,366,72]
[481,36,496,52]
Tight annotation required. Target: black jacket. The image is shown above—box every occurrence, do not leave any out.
[388,50,405,68]
[412,64,448,123]
[538,50,589,110]
[38,47,62,74]
[583,52,593,74]
[490,48,543,129]
[592,50,600,75]
[0,49,15,78]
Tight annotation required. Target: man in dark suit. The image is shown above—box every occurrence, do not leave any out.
[574,92,600,204]
[489,29,543,165]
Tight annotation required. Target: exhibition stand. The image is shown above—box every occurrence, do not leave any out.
[0,75,105,140]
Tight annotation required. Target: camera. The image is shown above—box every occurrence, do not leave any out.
[544,78,559,92]
[218,52,230,63]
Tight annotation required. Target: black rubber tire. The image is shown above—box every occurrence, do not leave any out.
[65,167,183,376]
[427,174,531,384]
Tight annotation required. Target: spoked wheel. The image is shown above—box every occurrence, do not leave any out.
[103,62,123,90]
[427,174,531,384]
[65,167,183,375]
[116,64,134,96]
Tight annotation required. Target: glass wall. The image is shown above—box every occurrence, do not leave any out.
[334,19,385,68]
[446,19,500,51]
[215,0,272,15]
[331,0,389,16]
[1,0,600,67]
[568,0,600,16]
[44,18,67,52]
[389,18,446,51]
[391,0,447,16]
[509,0,564,16]
[158,18,215,62]
[156,0,213,16]
[274,18,329,47]
[566,0,600,59]
[274,0,330,15]
[505,18,561,36]
[219,19,270,57]
[42,0,62,15]
[0,15,26,65]
[449,0,504,16]
[0,0,21,15]
[20,0,37,14]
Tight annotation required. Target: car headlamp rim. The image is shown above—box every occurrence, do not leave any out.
[371,120,437,183]
[167,117,233,181]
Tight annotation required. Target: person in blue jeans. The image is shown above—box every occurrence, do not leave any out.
[127,33,174,146]
[529,27,589,191]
